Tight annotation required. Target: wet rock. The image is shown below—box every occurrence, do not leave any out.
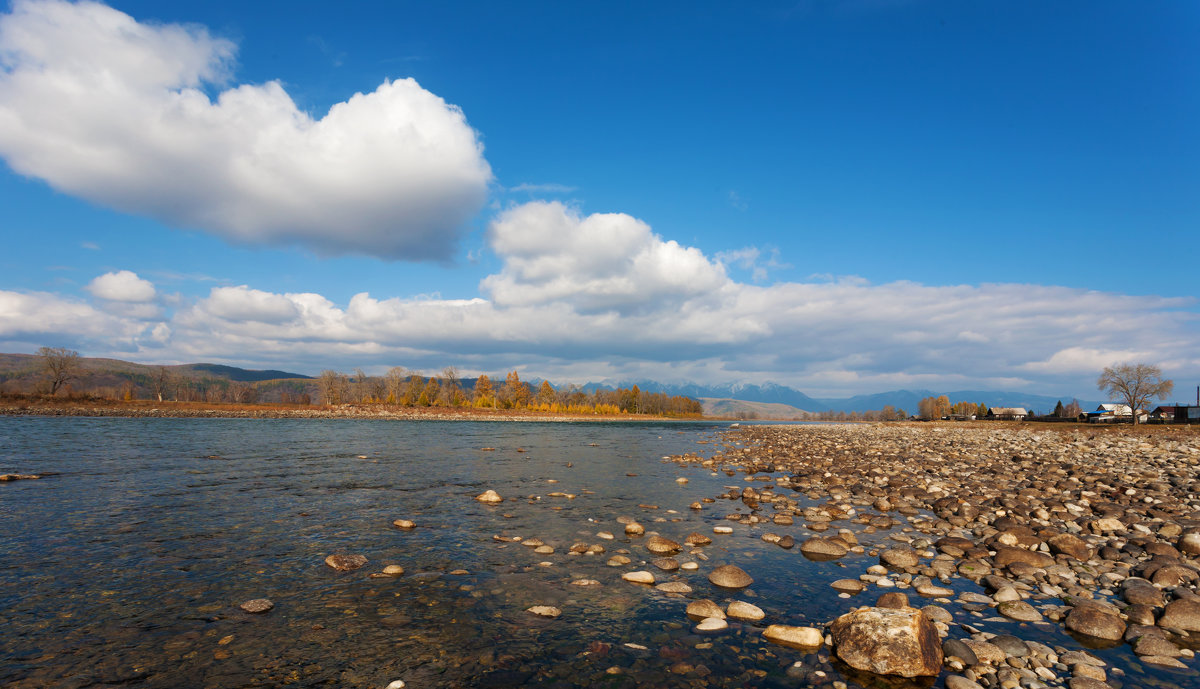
[726,601,765,621]
[655,581,692,594]
[475,490,503,504]
[1068,678,1112,689]
[989,635,1028,658]
[646,536,681,554]
[942,639,978,666]
[392,519,416,529]
[1157,597,1200,632]
[776,534,795,549]
[962,640,1005,666]
[239,598,273,613]
[946,675,985,689]
[997,600,1043,622]
[832,579,866,594]
[708,564,753,589]
[622,571,655,585]
[324,554,368,571]
[830,606,942,677]
[652,557,679,571]
[1141,655,1188,668]
[800,537,847,560]
[992,545,1054,569]
[1121,579,1163,607]
[916,582,954,597]
[876,592,909,609]
[880,546,920,568]
[1065,602,1126,641]
[1179,532,1200,556]
[684,532,712,546]
[686,599,725,620]
[571,579,600,587]
[695,617,728,632]
[527,605,561,618]
[1133,634,1182,658]
[625,522,644,536]
[607,555,631,566]
[763,624,823,648]
[381,564,405,576]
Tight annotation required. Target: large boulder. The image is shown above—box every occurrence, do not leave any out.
[830,607,943,677]
[1065,602,1126,641]
[1157,598,1200,632]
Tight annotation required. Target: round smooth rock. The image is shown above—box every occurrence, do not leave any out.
[880,546,920,568]
[946,676,985,689]
[239,598,274,613]
[708,564,753,588]
[727,600,765,621]
[527,605,561,618]
[763,624,823,648]
[475,490,503,503]
[625,522,644,536]
[655,581,692,594]
[684,532,712,546]
[1065,604,1126,641]
[382,564,405,576]
[686,599,725,620]
[696,617,728,632]
[622,570,655,584]
[392,519,416,529]
[646,536,681,554]
[998,600,1043,622]
[800,537,847,560]
[832,579,866,594]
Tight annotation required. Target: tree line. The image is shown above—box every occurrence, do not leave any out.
[8,347,702,417]
[316,367,703,416]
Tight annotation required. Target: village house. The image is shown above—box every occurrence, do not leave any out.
[987,407,1027,421]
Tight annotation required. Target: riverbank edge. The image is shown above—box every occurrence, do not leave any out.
[0,399,704,423]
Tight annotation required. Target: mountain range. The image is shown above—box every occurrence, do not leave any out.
[583,380,1104,415]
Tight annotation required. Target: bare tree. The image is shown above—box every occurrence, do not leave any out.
[151,366,170,402]
[383,367,408,404]
[318,370,349,405]
[38,346,80,395]
[1097,363,1173,425]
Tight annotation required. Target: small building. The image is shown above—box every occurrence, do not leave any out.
[1152,405,1200,424]
[988,407,1027,421]
[1086,404,1148,423]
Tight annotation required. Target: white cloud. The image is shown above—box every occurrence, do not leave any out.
[86,270,157,302]
[2,203,1197,398]
[0,0,491,260]
[482,201,731,313]
[0,289,147,343]
[200,286,301,324]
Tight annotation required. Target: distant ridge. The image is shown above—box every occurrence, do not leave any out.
[586,380,1103,415]
[189,363,312,382]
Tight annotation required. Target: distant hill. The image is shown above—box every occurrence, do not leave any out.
[587,380,1103,415]
[700,397,812,420]
[187,363,311,382]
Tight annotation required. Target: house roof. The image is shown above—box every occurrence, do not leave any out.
[990,407,1028,415]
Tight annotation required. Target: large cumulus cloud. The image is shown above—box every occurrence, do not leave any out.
[0,0,491,260]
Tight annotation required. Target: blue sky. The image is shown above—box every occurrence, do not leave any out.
[1,0,1196,399]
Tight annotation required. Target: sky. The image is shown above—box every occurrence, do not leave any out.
[0,0,1197,399]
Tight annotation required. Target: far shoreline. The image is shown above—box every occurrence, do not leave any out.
[0,396,710,423]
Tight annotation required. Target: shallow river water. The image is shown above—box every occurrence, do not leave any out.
[0,418,1194,689]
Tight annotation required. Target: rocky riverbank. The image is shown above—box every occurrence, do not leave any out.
[663,423,1200,689]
